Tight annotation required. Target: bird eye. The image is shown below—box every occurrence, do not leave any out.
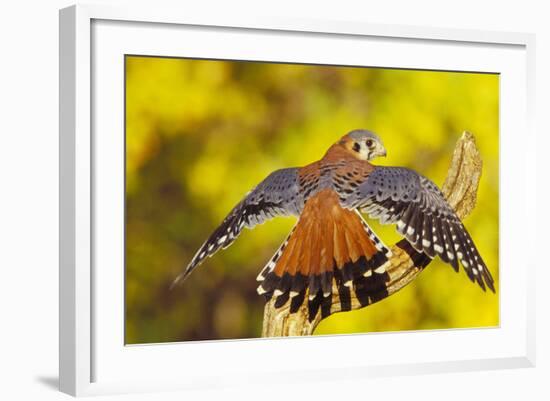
[366,139,374,148]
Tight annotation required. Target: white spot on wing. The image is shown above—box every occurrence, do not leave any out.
[374,265,386,274]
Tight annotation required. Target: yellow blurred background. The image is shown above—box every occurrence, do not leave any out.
[125,56,499,344]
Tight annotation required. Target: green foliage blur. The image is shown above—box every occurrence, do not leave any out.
[125,56,499,344]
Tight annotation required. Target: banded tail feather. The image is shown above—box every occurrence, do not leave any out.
[256,224,297,284]
[256,189,391,316]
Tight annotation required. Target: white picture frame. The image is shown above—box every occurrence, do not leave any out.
[59,4,536,397]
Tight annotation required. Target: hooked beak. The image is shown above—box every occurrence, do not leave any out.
[367,147,386,161]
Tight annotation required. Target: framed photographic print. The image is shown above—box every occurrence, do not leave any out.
[59,4,536,396]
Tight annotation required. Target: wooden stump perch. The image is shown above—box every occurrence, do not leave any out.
[262,131,483,337]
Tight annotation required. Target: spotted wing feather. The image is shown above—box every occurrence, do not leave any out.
[172,168,302,287]
[344,166,494,292]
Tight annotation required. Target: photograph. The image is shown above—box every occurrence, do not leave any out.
[124,55,499,344]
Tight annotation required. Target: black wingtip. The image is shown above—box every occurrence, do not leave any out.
[486,278,496,293]
[168,273,185,291]
[169,267,194,291]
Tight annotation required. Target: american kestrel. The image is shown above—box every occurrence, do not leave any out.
[173,129,494,313]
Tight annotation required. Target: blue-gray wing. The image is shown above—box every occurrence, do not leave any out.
[343,166,494,292]
[172,168,302,286]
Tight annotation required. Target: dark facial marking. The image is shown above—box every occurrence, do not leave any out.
[352,142,361,152]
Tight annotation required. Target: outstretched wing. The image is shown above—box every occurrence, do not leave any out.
[343,166,494,292]
[172,168,303,287]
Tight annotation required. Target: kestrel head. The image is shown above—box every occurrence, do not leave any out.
[339,129,387,161]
